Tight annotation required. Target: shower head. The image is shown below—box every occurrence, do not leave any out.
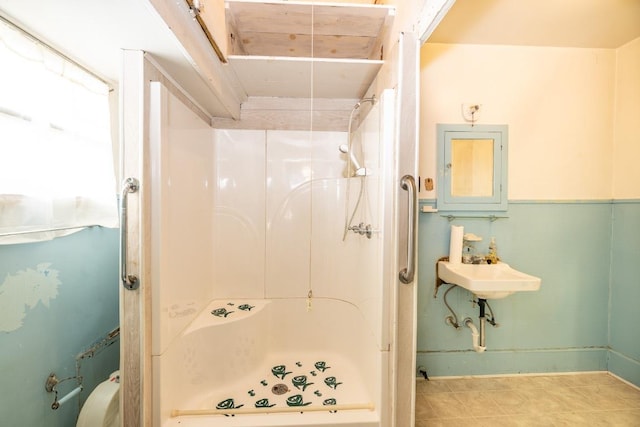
[339,144,369,176]
[339,144,361,169]
[339,95,377,178]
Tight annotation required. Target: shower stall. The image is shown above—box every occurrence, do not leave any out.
[149,83,397,426]
[119,24,419,427]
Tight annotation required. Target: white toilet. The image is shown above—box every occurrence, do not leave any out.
[76,371,120,427]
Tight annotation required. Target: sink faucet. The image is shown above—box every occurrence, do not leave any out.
[464,254,486,264]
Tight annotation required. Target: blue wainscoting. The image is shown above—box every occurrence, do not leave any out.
[417,201,625,379]
[609,200,640,386]
[0,227,119,427]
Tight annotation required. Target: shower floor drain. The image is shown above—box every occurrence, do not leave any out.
[271,383,289,395]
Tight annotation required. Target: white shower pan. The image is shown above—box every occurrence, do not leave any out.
[154,298,381,426]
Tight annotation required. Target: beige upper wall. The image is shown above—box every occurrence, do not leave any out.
[419,42,618,200]
[429,0,640,50]
[612,37,640,199]
[293,0,376,2]
[381,0,429,36]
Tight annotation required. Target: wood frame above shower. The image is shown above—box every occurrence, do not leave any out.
[146,0,394,122]
[224,0,395,100]
[225,0,394,60]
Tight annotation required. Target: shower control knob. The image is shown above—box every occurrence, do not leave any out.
[338,144,349,153]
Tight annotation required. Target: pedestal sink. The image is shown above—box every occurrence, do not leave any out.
[437,261,541,299]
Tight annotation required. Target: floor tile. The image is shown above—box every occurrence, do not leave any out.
[415,373,640,426]
[416,379,452,394]
[416,418,475,427]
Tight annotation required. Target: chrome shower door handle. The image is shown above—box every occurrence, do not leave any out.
[120,177,139,290]
[399,175,417,284]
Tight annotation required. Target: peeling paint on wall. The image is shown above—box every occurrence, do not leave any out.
[0,263,60,332]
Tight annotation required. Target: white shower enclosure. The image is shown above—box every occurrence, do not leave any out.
[120,32,419,427]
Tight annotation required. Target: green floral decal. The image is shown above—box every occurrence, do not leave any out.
[216,398,243,410]
[292,375,313,391]
[314,361,330,372]
[211,308,234,318]
[314,390,323,397]
[271,365,292,379]
[323,398,338,413]
[255,398,276,408]
[248,389,255,396]
[238,304,254,311]
[260,379,268,386]
[286,394,312,407]
[324,376,342,389]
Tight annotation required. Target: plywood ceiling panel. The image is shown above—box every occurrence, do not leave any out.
[228,56,383,99]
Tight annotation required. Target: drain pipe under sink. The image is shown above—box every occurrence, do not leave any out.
[464,317,486,353]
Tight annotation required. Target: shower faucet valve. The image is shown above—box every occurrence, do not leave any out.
[349,222,373,239]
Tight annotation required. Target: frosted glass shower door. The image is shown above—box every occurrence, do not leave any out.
[147,81,214,356]
[120,51,216,427]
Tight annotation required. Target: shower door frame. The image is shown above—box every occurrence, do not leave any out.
[119,46,420,427]
[390,32,420,427]
[119,50,213,427]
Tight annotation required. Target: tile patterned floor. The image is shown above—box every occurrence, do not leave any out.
[415,373,640,426]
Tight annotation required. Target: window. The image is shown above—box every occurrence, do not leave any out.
[0,18,117,244]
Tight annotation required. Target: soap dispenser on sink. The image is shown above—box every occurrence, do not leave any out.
[486,237,499,264]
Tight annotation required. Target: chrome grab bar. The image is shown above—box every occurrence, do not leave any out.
[399,175,417,284]
[120,177,139,290]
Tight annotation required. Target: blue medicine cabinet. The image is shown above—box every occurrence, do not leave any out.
[436,124,508,212]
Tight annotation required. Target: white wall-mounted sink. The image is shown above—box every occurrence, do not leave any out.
[438,261,541,299]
